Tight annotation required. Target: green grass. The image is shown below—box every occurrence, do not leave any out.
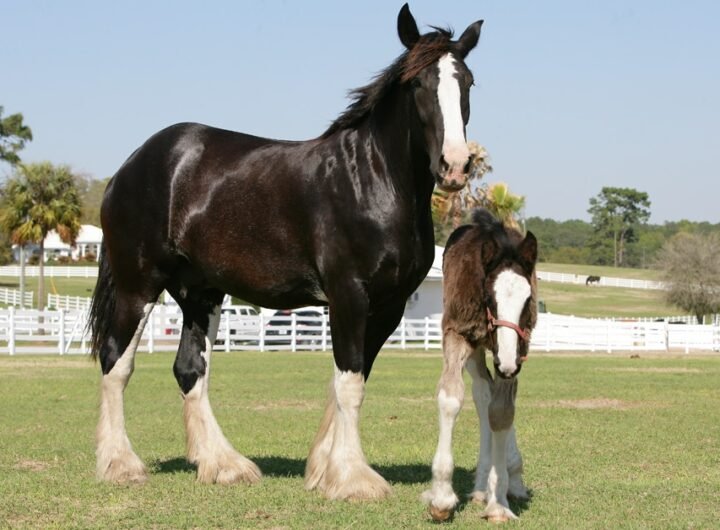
[537,282,681,318]
[1,350,719,529]
[537,262,663,281]
[0,275,96,302]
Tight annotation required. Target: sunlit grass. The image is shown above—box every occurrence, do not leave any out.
[1,350,719,529]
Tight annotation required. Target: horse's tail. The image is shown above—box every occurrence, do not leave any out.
[87,241,116,361]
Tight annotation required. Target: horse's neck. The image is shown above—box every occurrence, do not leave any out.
[366,88,435,205]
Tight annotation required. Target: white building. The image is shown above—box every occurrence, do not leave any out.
[404,245,444,319]
[12,224,103,262]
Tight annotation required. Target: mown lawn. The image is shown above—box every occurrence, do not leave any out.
[1,350,719,529]
[537,263,663,281]
[537,282,681,318]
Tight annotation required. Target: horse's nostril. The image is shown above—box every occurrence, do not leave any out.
[463,156,472,174]
[439,155,449,172]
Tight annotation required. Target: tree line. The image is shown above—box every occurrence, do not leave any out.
[2,105,718,321]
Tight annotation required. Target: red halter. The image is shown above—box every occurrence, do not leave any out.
[486,307,531,361]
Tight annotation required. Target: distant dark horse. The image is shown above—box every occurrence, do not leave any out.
[423,210,538,522]
[586,275,601,285]
[89,4,483,500]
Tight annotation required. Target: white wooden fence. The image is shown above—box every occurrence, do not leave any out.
[536,271,665,290]
[47,293,91,310]
[0,287,34,307]
[1,307,718,355]
[0,265,99,278]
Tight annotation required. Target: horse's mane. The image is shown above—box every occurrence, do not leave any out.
[322,28,454,138]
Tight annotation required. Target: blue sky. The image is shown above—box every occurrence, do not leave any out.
[3,1,719,223]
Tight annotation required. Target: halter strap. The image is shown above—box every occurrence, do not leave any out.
[486,307,532,343]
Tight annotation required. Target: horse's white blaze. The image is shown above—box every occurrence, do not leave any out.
[493,270,531,377]
[437,53,470,170]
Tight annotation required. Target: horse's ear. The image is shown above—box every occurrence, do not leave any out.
[519,231,538,268]
[456,20,483,58]
[398,3,420,49]
[481,239,498,271]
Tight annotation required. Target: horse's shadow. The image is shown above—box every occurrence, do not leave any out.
[150,456,531,515]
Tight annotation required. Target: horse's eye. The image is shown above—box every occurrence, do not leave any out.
[411,78,422,89]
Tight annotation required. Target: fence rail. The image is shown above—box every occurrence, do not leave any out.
[0,288,34,307]
[536,271,665,290]
[1,307,718,355]
[0,266,99,278]
[47,293,91,310]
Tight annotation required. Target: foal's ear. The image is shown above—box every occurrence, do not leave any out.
[481,239,498,271]
[519,231,538,268]
[456,20,484,58]
[398,3,420,49]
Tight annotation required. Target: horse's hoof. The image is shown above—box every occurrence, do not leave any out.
[468,490,487,504]
[196,453,262,485]
[482,502,518,523]
[317,462,392,500]
[429,504,454,522]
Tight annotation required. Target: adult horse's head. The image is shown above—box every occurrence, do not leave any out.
[398,4,483,192]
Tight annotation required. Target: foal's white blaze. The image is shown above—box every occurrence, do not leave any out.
[493,270,531,377]
[437,54,470,172]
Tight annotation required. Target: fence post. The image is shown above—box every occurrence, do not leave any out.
[424,317,430,350]
[59,309,65,355]
[224,310,231,353]
[321,314,328,351]
[400,317,406,349]
[148,308,155,354]
[259,314,265,352]
[9,306,15,355]
[291,313,297,352]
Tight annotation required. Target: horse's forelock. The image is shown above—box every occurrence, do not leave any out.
[400,29,455,82]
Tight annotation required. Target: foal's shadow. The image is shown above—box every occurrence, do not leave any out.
[150,457,531,515]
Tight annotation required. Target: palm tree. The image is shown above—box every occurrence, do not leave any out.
[0,162,82,309]
[432,141,493,243]
[479,182,526,229]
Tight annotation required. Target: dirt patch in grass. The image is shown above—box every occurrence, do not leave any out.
[600,367,702,374]
[0,358,89,370]
[247,399,318,411]
[534,398,642,410]
[13,459,52,472]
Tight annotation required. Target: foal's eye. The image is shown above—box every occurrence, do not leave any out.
[411,78,422,89]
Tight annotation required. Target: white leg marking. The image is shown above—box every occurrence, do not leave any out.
[466,356,493,503]
[423,332,474,520]
[311,366,390,500]
[437,53,470,168]
[493,270,531,377]
[422,389,462,520]
[183,305,261,485]
[96,303,154,483]
[506,426,529,499]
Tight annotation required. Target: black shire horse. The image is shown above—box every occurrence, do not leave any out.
[89,4,483,500]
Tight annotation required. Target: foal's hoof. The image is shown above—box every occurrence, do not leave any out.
[482,502,518,523]
[428,505,454,522]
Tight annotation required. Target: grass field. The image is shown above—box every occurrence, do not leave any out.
[537,263,663,282]
[2,350,719,529]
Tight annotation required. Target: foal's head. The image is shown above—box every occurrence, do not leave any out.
[477,214,538,379]
[397,4,483,192]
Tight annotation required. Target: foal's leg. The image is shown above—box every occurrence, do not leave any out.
[96,296,155,483]
[465,353,493,503]
[305,284,393,500]
[174,296,260,485]
[483,377,519,521]
[423,330,474,521]
[466,354,528,504]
